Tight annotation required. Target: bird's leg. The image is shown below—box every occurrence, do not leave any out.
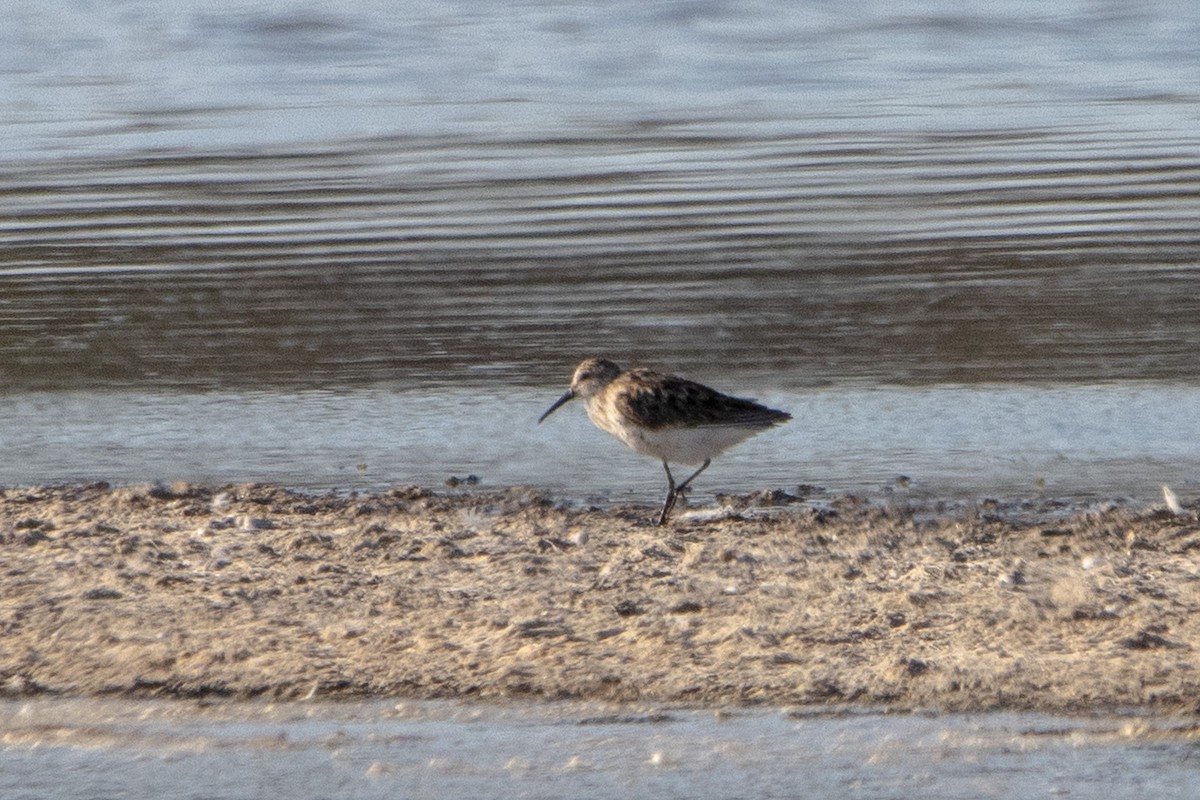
[656,459,711,526]
[657,461,677,526]
[674,459,711,495]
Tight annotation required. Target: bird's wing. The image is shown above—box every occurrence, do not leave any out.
[615,370,791,429]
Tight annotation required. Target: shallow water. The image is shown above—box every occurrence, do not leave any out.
[2,384,1199,505]
[2,1,1199,505]
[2,700,1197,800]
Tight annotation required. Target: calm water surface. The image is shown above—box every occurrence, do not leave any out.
[2,700,1199,800]
[3,384,1199,504]
[2,1,1199,504]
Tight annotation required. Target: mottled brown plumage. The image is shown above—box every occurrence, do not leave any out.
[615,368,791,430]
[539,358,791,525]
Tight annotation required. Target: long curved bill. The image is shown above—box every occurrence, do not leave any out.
[538,389,575,423]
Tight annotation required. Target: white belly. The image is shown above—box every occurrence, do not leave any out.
[609,420,765,466]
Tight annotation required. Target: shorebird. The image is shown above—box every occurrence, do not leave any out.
[539,358,791,525]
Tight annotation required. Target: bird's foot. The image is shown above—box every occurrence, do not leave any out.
[657,487,696,526]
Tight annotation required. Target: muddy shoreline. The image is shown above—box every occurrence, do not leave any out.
[2,483,1198,713]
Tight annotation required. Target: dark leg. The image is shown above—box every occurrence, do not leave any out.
[656,459,710,526]
[674,459,711,494]
[656,461,677,526]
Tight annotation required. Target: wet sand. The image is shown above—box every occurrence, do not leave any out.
[2,483,1198,713]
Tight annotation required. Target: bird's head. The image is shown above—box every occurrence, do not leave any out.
[538,358,622,422]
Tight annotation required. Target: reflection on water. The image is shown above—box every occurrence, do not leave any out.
[1,700,1197,800]
[2,131,1200,391]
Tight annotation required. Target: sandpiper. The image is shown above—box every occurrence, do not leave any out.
[539,358,791,525]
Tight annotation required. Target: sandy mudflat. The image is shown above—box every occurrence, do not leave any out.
[1,482,1198,713]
